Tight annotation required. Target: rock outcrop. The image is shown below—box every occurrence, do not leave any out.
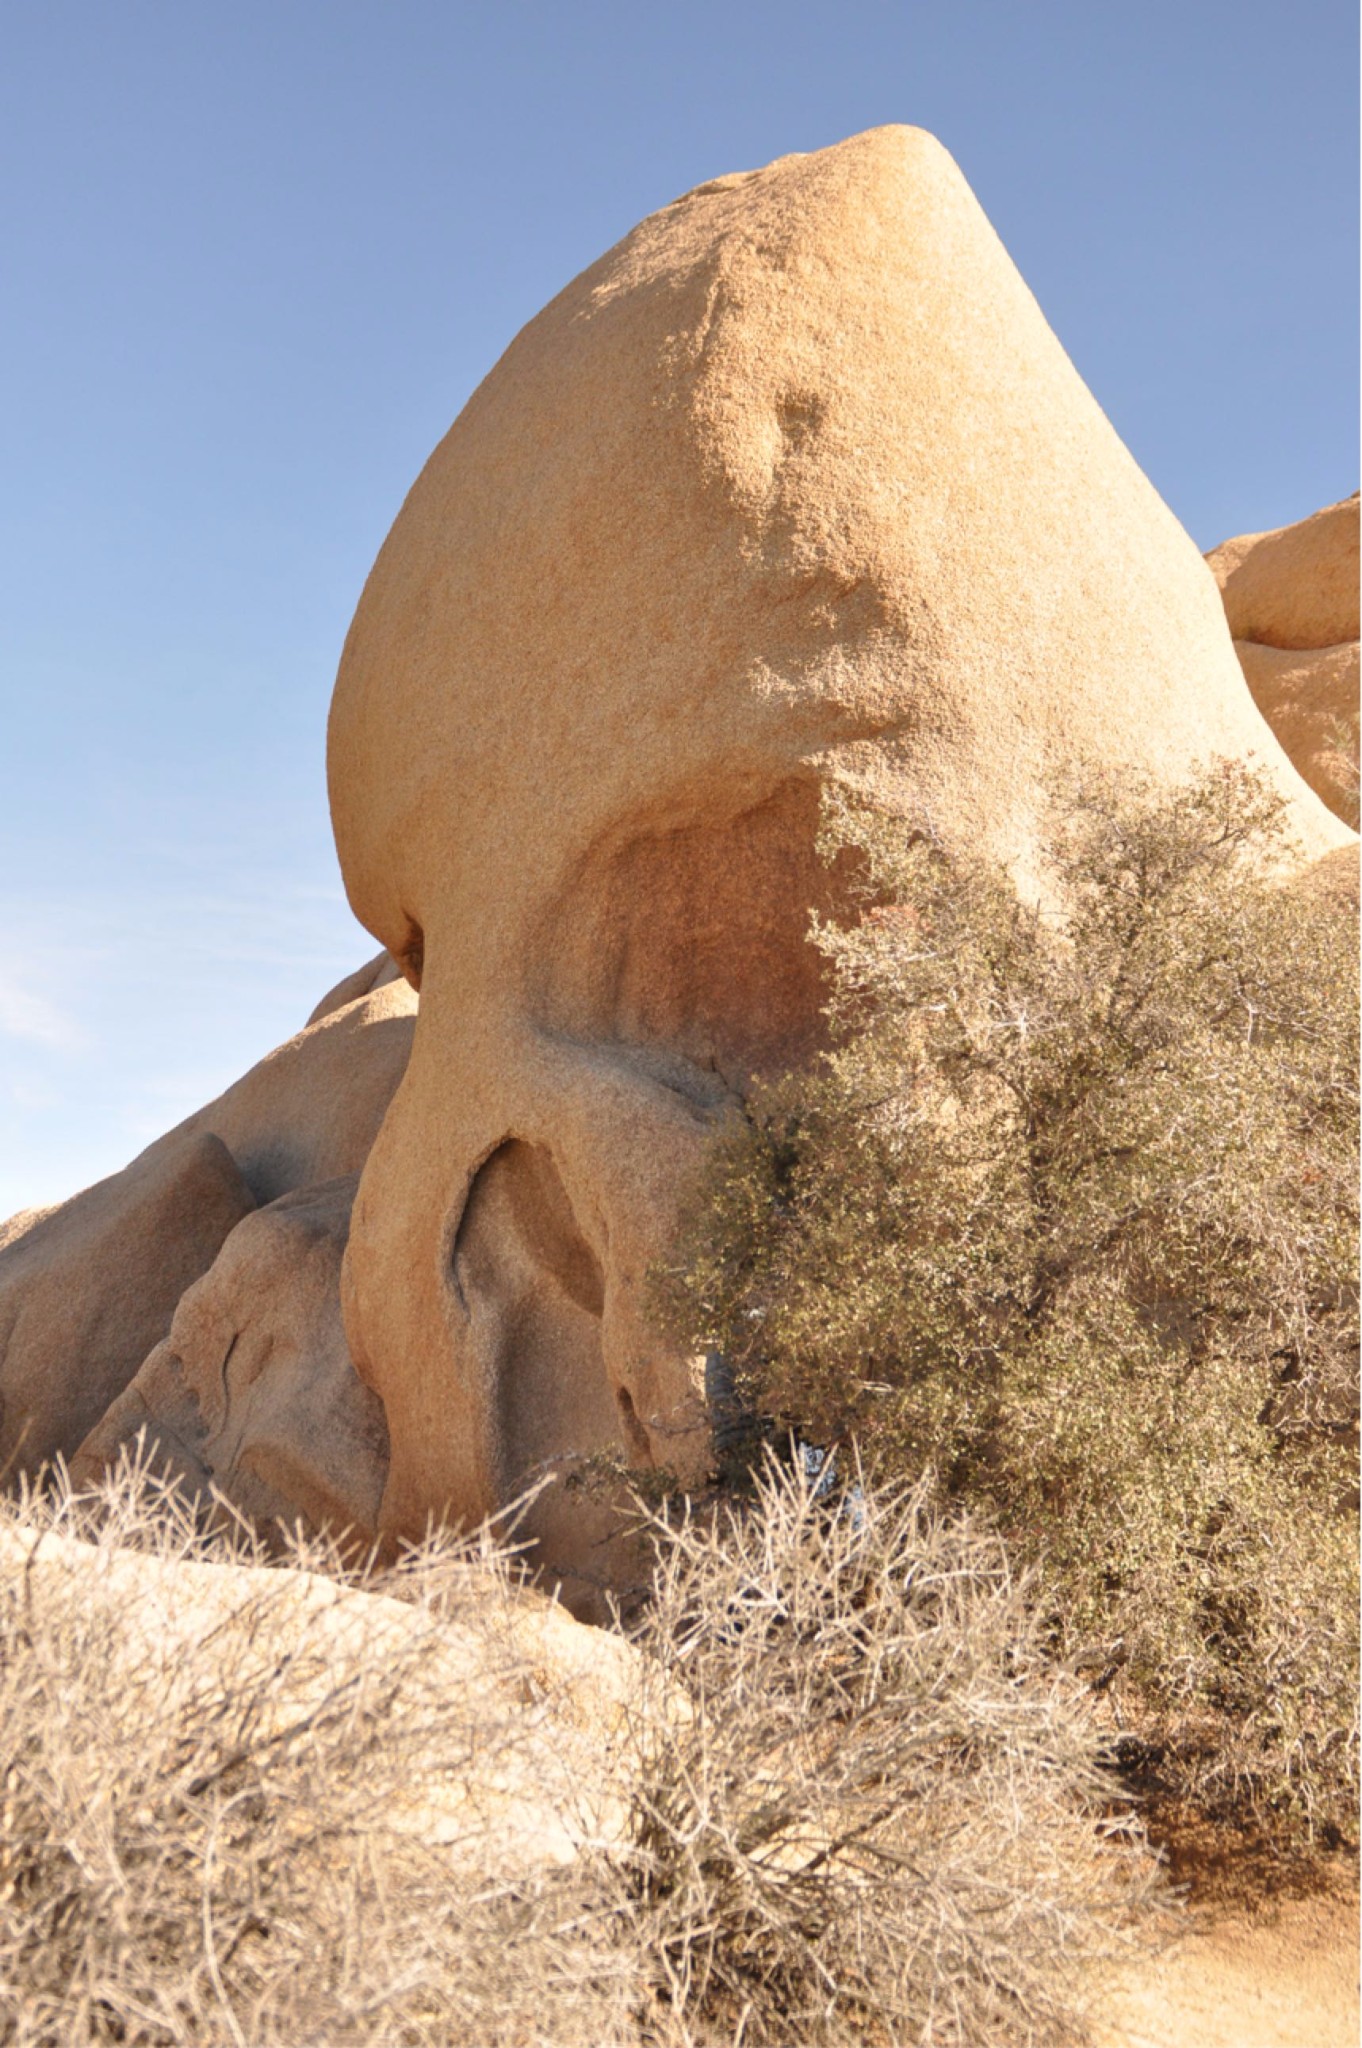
[326,123,1352,1598]
[6,130,1355,1585]
[73,1176,389,1545]
[1207,495,1359,826]
[0,1131,255,1476]
[1207,494,1358,650]
[154,972,417,1206]
[0,971,415,1490]
[307,949,405,1027]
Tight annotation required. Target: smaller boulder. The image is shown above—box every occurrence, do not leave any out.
[1206,493,1359,651]
[73,1176,389,1545]
[0,1132,255,1476]
[0,1514,643,1871]
[1232,638,1359,828]
[1207,495,1360,829]
[306,950,405,1028]
[149,974,417,1206]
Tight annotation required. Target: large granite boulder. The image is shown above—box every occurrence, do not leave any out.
[0,1131,255,1476]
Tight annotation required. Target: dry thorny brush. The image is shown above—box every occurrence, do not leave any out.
[658,761,1360,1848]
[617,1449,1154,2046]
[0,1449,1153,2047]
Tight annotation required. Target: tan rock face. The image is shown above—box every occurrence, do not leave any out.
[0,1131,255,1476]
[1206,494,1359,650]
[0,972,414,1507]
[1206,496,1359,827]
[72,1176,389,1546]
[306,949,404,1028]
[161,973,418,1205]
[1233,639,1358,827]
[327,123,1352,1600]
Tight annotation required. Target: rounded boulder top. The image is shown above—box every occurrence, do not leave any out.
[1207,493,1360,653]
[329,123,1345,1003]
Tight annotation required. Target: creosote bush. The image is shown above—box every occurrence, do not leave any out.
[0,1452,1151,2046]
[658,762,1359,1843]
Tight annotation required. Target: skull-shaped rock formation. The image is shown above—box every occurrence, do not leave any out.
[328,125,1352,1603]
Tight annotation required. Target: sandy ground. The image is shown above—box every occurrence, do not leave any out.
[1094,1887,1359,2048]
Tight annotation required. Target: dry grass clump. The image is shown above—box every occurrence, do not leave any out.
[0,1452,634,2048]
[0,1451,1152,2047]
[616,1449,1154,2047]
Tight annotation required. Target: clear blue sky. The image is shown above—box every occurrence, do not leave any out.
[1,1,1357,1214]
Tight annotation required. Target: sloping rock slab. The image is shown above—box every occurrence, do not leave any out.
[0,1516,642,1870]
[0,1131,254,1477]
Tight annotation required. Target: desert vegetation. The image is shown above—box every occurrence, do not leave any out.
[0,1457,636,2047]
[0,1451,1150,2046]
[2,763,1353,2044]
[659,761,1360,1851]
[615,1450,1152,2045]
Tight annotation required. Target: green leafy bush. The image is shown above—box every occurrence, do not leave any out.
[659,763,1359,1840]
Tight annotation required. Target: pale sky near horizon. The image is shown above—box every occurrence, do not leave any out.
[1,1,1357,1215]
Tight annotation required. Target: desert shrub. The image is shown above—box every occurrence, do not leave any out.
[616,1449,1153,2048]
[659,762,1359,1841]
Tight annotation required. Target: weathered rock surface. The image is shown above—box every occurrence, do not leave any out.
[307,948,405,1027]
[73,1175,389,1544]
[0,1132,255,1476]
[1206,494,1359,650]
[1206,496,1359,827]
[1233,638,1358,825]
[327,123,1351,1595]
[0,1205,57,1255]
[155,973,418,1206]
[0,969,414,1511]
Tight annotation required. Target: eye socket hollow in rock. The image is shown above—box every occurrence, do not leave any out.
[530,779,858,1088]
[450,1138,649,1615]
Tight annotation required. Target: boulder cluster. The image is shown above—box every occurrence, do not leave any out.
[1,965,414,1541]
